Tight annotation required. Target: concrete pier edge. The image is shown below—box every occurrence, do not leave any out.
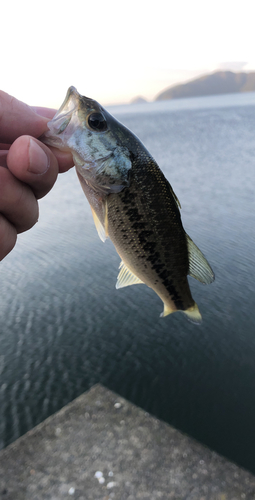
[0,384,255,499]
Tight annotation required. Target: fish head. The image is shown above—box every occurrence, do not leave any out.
[42,86,133,193]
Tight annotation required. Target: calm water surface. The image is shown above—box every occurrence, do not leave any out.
[0,93,255,472]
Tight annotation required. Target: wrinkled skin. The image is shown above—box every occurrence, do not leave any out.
[0,90,73,260]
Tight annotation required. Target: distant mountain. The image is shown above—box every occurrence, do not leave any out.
[155,71,255,101]
[130,96,148,104]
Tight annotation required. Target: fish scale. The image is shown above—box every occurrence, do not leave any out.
[42,86,214,323]
[107,156,194,313]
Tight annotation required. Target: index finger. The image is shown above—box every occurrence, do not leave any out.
[0,90,49,143]
[32,106,57,119]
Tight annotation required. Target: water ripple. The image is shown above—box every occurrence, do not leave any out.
[0,98,255,473]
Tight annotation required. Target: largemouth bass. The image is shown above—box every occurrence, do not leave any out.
[42,86,214,323]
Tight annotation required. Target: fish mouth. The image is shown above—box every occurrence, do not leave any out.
[54,86,80,121]
[58,86,79,113]
[48,86,79,134]
[41,87,80,148]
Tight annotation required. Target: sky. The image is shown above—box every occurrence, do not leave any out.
[1,0,255,109]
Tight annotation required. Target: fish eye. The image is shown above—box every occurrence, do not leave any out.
[87,112,107,132]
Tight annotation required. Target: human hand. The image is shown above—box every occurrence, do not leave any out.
[0,90,74,261]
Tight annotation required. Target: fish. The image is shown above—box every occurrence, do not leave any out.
[42,86,214,323]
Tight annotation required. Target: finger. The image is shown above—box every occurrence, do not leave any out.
[0,151,8,167]
[0,215,17,261]
[44,146,74,173]
[32,107,57,119]
[7,136,59,199]
[0,166,39,233]
[0,90,49,143]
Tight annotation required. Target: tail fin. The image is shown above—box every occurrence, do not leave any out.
[160,301,202,325]
[183,302,202,325]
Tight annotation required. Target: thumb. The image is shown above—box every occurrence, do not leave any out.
[7,136,59,199]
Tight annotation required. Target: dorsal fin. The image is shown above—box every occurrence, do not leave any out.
[186,234,215,284]
[116,261,144,289]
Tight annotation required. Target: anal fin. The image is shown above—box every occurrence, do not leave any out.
[160,303,175,318]
[116,261,144,289]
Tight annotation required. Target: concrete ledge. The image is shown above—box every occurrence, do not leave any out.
[0,384,255,499]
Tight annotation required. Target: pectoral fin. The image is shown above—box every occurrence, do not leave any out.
[116,261,144,289]
[91,203,109,243]
[104,199,109,238]
[186,235,215,284]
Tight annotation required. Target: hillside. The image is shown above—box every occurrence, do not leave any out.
[130,96,148,104]
[155,71,255,101]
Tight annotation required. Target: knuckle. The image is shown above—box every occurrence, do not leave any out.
[0,90,12,132]
[17,200,39,233]
[0,215,17,261]
[0,167,11,199]
[0,100,3,130]
[0,166,39,233]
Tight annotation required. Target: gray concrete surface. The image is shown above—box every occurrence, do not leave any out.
[0,384,255,500]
